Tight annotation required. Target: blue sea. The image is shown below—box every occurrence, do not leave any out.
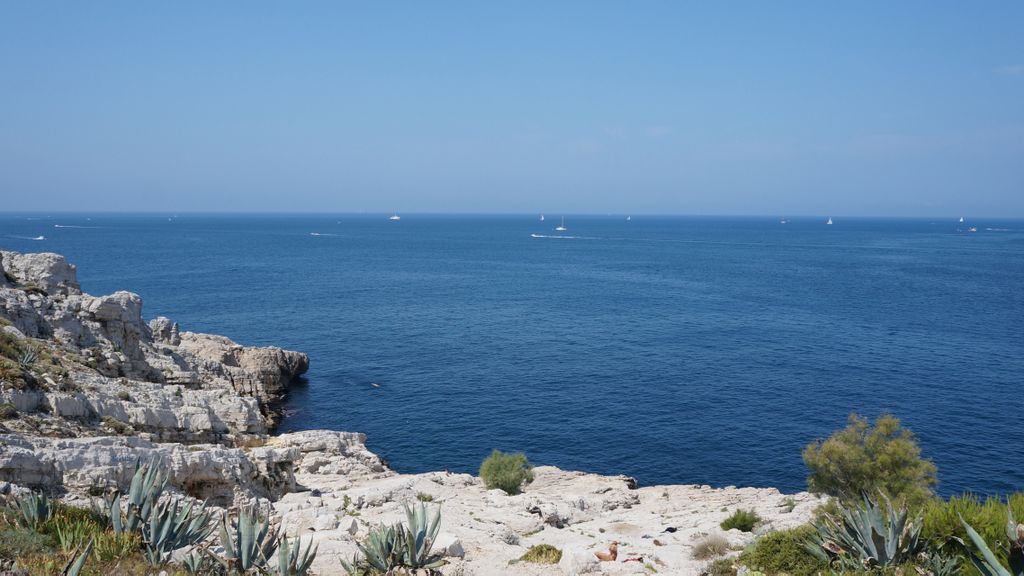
[2,214,1022,496]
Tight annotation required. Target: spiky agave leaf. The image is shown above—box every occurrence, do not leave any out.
[141,497,216,566]
[13,491,52,530]
[808,494,924,570]
[62,540,94,576]
[277,535,318,576]
[217,505,280,573]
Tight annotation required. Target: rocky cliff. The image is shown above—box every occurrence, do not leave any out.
[0,250,818,575]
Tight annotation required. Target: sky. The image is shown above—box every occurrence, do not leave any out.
[1,2,1022,216]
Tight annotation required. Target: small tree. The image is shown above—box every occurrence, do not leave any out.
[802,413,936,508]
[479,449,534,495]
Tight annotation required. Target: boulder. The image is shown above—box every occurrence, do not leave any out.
[559,546,601,575]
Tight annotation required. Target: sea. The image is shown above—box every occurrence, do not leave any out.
[2,214,1022,496]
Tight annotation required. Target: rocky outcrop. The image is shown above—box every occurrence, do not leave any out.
[0,251,80,296]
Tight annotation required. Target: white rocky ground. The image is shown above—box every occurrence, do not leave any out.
[0,251,820,575]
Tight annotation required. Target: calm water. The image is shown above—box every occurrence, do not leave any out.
[2,214,1022,496]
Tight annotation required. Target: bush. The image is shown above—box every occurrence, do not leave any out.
[518,544,562,564]
[802,413,937,508]
[101,415,134,436]
[479,449,534,495]
[720,509,760,532]
[0,527,53,560]
[692,533,730,560]
[738,525,826,576]
[705,558,737,576]
[0,402,16,419]
[922,492,1024,567]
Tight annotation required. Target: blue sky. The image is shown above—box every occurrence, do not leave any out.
[1,2,1022,216]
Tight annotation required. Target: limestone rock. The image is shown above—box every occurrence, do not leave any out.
[559,546,601,575]
[0,251,80,296]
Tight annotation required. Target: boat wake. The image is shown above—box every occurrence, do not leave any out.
[53,224,97,229]
[531,233,584,239]
[9,235,46,241]
[309,232,339,237]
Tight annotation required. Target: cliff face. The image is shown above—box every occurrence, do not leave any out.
[0,250,818,575]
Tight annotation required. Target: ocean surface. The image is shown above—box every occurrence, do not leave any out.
[2,214,1022,496]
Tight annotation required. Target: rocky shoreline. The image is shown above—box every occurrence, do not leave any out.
[0,250,819,575]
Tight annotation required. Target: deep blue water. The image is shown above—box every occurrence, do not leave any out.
[2,214,1022,496]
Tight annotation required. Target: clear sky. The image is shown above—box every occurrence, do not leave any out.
[1,2,1022,216]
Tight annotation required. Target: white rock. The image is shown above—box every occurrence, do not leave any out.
[435,533,465,558]
[313,513,339,531]
[559,546,601,575]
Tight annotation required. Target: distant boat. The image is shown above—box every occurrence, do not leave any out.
[540,214,545,221]
[959,216,965,223]
[626,216,631,221]
[32,236,45,240]
[389,214,401,221]
[968,226,977,233]
[555,217,567,231]
[826,217,833,225]
[780,219,788,224]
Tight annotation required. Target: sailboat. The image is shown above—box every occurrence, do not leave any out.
[626,216,631,222]
[389,213,401,221]
[540,214,545,221]
[826,217,833,225]
[959,216,965,223]
[555,217,567,231]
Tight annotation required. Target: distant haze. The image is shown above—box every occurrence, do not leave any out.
[1,2,1022,216]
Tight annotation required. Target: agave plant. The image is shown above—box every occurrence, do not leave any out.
[107,459,168,534]
[17,348,38,369]
[961,504,1024,576]
[62,540,94,576]
[217,505,281,573]
[11,491,53,529]
[181,549,212,575]
[141,497,216,566]
[277,535,318,576]
[340,503,444,575]
[805,494,925,570]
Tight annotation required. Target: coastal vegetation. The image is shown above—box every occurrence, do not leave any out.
[340,502,444,575]
[479,449,534,495]
[720,509,761,532]
[516,543,562,564]
[730,413,1023,576]
[0,461,320,576]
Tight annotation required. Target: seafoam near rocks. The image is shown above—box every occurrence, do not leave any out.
[0,250,820,575]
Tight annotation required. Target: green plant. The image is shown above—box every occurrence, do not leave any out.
[805,494,925,570]
[92,529,140,562]
[781,497,797,513]
[417,493,434,502]
[479,449,534,495]
[519,544,562,564]
[141,497,215,566]
[181,549,219,575]
[802,413,937,508]
[721,509,761,532]
[960,503,1024,576]
[0,527,53,560]
[340,503,444,575]
[278,535,318,576]
[107,459,168,534]
[217,505,280,573]
[705,558,737,576]
[52,514,100,552]
[738,525,826,576]
[923,493,1024,562]
[0,402,16,419]
[116,390,131,402]
[101,415,135,435]
[692,533,730,560]
[17,348,38,369]
[63,540,93,576]
[11,492,54,530]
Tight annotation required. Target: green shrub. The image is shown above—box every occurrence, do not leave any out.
[479,449,534,495]
[101,415,134,436]
[706,558,737,576]
[738,525,826,576]
[720,509,760,532]
[0,527,53,560]
[416,492,434,502]
[0,402,16,419]
[518,544,562,564]
[692,533,730,560]
[802,413,937,508]
[116,391,131,402]
[922,492,1024,572]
